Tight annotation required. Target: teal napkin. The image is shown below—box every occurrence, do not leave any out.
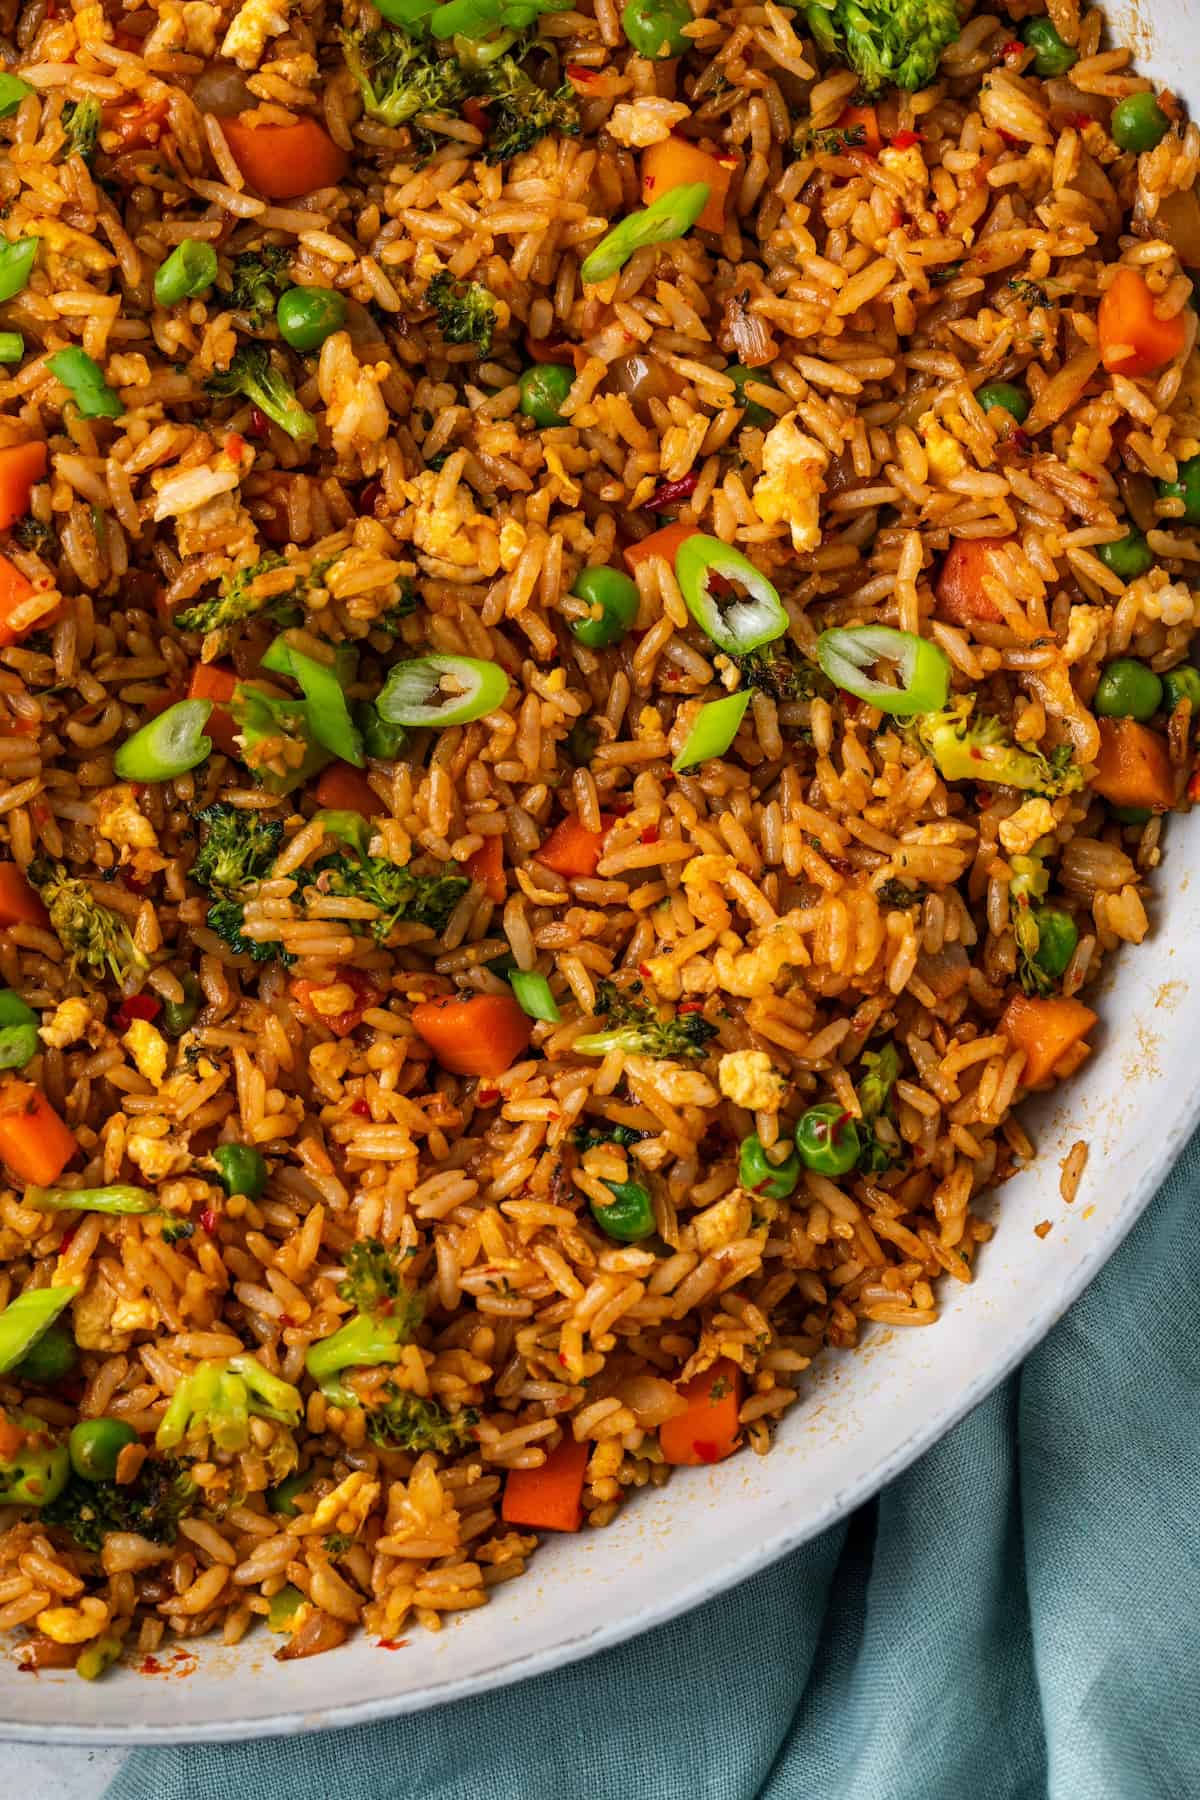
[110,1135,1200,1800]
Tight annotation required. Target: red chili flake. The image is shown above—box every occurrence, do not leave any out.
[113,992,161,1031]
[935,208,949,230]
[200,1208,217,1235]
[694,1440,721,1464]
[646,470,698,510]
[640,826,659,845]
[350,1097,370,1118]
[58,1224,77,1254]
[223,432,246,462]
[890,129,924,150]
[247,407,270,441]
[834,1110,855,1134]
[1000,38,1024,58]
[477,1086,499,1106]
[139,1656,163,1674]
[278,1313,295,1329]
[678,1001,705,1014]
[565,62,599,84]
[1070,112,1094,131]
[378,1638,409,1650]
[462,97,490,132]
[638,962,652,979]
[359,480,383,515]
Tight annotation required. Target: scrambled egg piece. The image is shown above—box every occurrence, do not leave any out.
[718,1049,786,1113]
[318,333,390,470]
[221,0,290,66]
[39,996,92,1051]
[1061,604,1106,663]
[688,1189,753,1255]
[607,98,690,148]
[111,1294,160,1336]
[879,143,927,190]
[72,1274,133,1352]
[712,916,811,998]
[751,412,828,552]
[406,466,500,574]
[95,785,158,853]
[998,798,1056,857]
[298,1471,381,1537]
[124,1019,168,1087]
[126,1127,190,1181]
[919,412,967,484]
[1141,579,1199,628]
[36,1599,109,1645]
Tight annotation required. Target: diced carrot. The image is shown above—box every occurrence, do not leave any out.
[314,762,380,817]
[105,95,169,150]
[936,536,1011,626]
[1000,993,1098,1089]
[1097,267,1188,377]
[536,815,609,880]
[1091,716,1176,812]
[660,1357,743,1466]
[410,993,532,1078]
[623,520,699,575]
[466,835,506,903]
[0,1081,78,1186]
[501,1435,589,1532]
[0,553,37,650]
[836,104,882,153]
[640,137,735,236]
[0,862,49,929]
[291,967,379,1038]
[187,662,240,758]
[0,1413,24,1461]
[0,442,48,531]
[221,116,350,200]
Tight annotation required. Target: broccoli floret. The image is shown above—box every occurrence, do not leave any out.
[573,978,717,1061]
[875,878,924,909]
[205,896,293,965]
[365,1384,478,1454]
[206,344,315,444]
[427,270,497,357]
[572,1120,651,1152]
[175,552,296,643]
[191,802,283,897]
[916,696,1084,796]
[45,1458,196,1552]
[12,515,53,553]
[342,28,471,128]
[480,55,579,164]
[155,1356,301,1478]
[800,0,960,93]
[304,851,469,940]
[30,861,149,987]
[0,1411,70,1507]
[304,1289,424,1401]
[60,96,100,165]
[856,1041,900,1172]
[229,244,292,329]
[734,646,826,703]
[336,1238,414,1312]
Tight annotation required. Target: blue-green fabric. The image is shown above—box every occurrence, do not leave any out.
[110,1138,1200,1800]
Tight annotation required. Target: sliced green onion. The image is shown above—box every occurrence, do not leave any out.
[0,989,38,1071]
[113,698,213,781]
[510,968,560,1021]
[228,682,332,795]
[581,183,710,286]
[261,635,364,767]
[376,655,510,728]
[673,689,751,772]
[26,1184,156,1214]
[0,331,24,364]
[0,1284,81,1374]
[0,74,33,119]
[675,534,787,653]
[153,240,219,307]
[816,625,950,717]
[314,809,372,857]
[0,237,38,304]
[46,346,124,420]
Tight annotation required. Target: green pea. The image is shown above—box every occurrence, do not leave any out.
[518,363,573,427]
[212,1142,267,1200]
[160,969,202,1039]
[153,240,218,308]
[569,565,640,648]
[590,1177,656,1241]
[1093,657,1163,722]
[1020,17,1078,77]
[276,286,348,353]
[1111,805,1152,824]
[0,332,24,364]
[1162,665,1200,713]
[621,0,692,57]
[268,1469,314,1516]
[975,381,1029,424]
[1031,907,1077,981]
[725,362,777,429]
[1110,91,1170,154]
[68,1417,138,1482]
[1157,456,1200,524]
[737,1132,799,1200]
[14,1323,76,1385]
[795,1103,861,1176]
[1095,530,1153,580]
[0,74,33,119]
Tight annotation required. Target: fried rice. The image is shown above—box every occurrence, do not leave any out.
[0,0,1196,1677]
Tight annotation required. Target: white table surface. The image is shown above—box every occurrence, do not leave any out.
[0,1743,124,1797]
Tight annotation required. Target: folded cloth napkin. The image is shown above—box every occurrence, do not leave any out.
[109,1133,1200,1800]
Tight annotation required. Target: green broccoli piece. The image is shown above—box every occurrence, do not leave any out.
[365,1384,478,1454]
[0,1411,70,1507]
[191,802,284,897]
[427,270,497,357]
[916,697,1084,796]
[304,1282,424,1401]
[304,851,469,940]
[225,680,332,795]
[60,96,100,165]
[734,646,826,703]
[12,515,53,553]
[206,344,315,444]
[800,0,960,93]
[874,878,924,909]
[856,1042,900,1172]
[229,244,292,329]
[155,1355,301,1468]
[573,978,717,1061]
[44,1457,196,1551]
[571,1120,651,1152]
[175,552,296,642]
[337,1238,414,1312]
[30,861,149,987]
[341,28,471,128]
[205,896,293,965]
[479,55,579,164]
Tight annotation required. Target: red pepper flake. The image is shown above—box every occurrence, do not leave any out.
[350,1097,370,1118]
[640,826,659,845]
[223,432,246,462]
[891,206,905,229]
[113,992,161,1031]
[565,62,598,84]
[646,470,698,510]
[378,1638,409,1650]
[247,407,270,442]
[278,1313,295,1329]
[58,1224,77,1254]
[678,1001,705,1014]
[200,1207,217,1235]
[1000,38,1024,58]
[139,1656,163,1674]
[637,962,652,979]
[477,1086,499,1106]
[935,208,949,230]
[462,97,490,132]
[890,129,924,149]
[1070,112,1094,131]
